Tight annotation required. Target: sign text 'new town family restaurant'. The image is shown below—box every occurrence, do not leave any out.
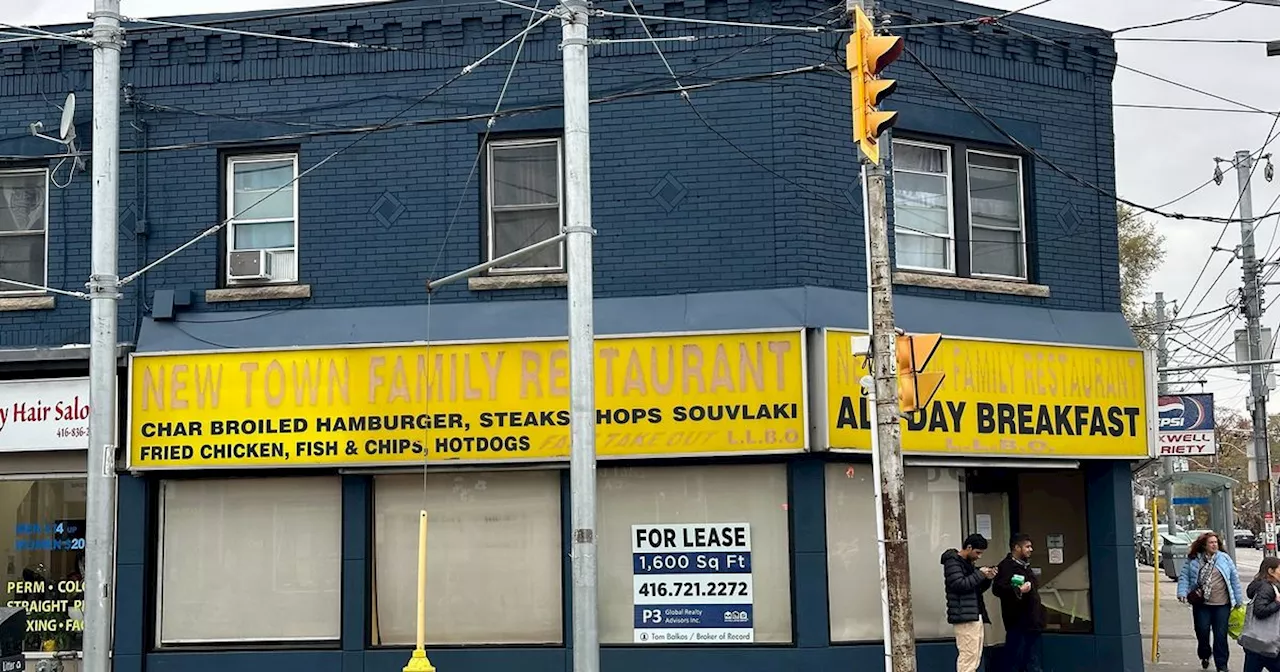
[125,328,1155,470]
[127,331,809,469]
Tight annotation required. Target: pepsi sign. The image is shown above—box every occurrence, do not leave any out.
[1157,394,1217,456]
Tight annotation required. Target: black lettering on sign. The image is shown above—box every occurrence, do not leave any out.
[975,403,1141,438]
[671,403,797,422]
[835,396,873,431]
[434,435,532,453]
[210,418,308,435]
[480,410,570,428]
[902,401,965,433]
[315,414,462,432]
[296,441,339,458]
[596,408,662,424]
[137,445,195,461]
[141,421,203,438]
[200,442,287,460]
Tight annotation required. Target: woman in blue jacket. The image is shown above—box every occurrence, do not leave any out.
[1178,531,1245,671]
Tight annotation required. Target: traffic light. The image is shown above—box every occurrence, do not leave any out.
[847,6,903,165]
[895,332,944,413]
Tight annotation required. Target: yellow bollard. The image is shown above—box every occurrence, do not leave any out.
[403,511,437,672]
[1151,500,1161,664]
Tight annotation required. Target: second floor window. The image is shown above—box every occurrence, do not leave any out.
[0,169,49,294]
[486,138,564,274]
[892,139,1028,281]
[226,154,299,285]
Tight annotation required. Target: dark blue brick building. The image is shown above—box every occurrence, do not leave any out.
[0,1,1146,671]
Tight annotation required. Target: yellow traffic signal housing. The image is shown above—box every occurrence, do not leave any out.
[847,6,904,165]
[895,333,944,413]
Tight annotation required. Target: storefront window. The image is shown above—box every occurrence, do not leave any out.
[0,478,86,656]
[826,464,965,641]
[371,470,563,645]
[597,463,793,644]
[156,477,342,645]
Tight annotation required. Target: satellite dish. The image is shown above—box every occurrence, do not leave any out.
[59,93,76,141]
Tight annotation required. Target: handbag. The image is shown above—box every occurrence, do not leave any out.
[1240,602,1280,657]
[1187,559,1210,606]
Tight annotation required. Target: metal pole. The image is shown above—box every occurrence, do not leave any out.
[1234,149,1276,556]
[1155,293,1176,533]
[1159,358,1280,374]
[561,1,599,670]
[863,158,916,671]
[86,0,123,670]
[426,233,567,290]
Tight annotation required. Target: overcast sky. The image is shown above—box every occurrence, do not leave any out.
[4,0,1279,409]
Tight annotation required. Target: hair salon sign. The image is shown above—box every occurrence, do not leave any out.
[0,378,91,452]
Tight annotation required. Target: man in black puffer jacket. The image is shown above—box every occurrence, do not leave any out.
[942,534,996,672]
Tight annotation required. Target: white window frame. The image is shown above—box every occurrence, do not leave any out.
[891,139,955,275]
[965,149,1028,281]
[485,137,565,275]
[0,168,51,295]
[225,153,300,285]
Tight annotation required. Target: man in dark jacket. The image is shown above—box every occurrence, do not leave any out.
[942,533,997,672]
[993,533,1046,672]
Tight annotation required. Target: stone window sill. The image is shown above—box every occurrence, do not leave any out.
[893,271,1051,298]
[467,273,568,291]
[0,295,55,312]
[205,284,312,303]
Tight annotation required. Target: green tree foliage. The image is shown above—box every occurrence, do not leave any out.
[1118,203,1166,347]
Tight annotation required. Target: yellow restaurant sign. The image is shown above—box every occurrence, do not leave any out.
[819,329,1154,458]
[127,330,808,469]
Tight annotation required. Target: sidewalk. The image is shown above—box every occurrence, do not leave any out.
[1142,547,1263,671]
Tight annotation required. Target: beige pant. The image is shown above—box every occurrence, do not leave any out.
[954,620,985,672]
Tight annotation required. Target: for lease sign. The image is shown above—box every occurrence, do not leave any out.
[0,377,91,452]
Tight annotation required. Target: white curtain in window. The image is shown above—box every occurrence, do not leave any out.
[826,465,964,641]
[373,470,563,645]
[0,172,46,232]
[596,464,793,644]
[158,477,342,644]
[968,154,1024,278]
[489,141,561,270]
[893,144,952,271]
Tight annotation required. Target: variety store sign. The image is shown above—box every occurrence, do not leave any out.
[0,378,92,452]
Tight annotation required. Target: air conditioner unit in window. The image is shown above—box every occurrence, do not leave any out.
[228,249,275,282]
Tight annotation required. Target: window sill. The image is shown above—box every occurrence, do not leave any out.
[467,273,568,291]
[0,295,55,312]
[206,284,312,303]
[893,271,1050,298]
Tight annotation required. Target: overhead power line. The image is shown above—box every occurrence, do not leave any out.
[901,43,1280,226]
[1110,2,1245,34]
[115,8,557,288]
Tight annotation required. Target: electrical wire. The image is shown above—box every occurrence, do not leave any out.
[886,0,1056,30]
[1114,103,1272,115]
[0,63,834,162]
[428,0,542,281]
[1114,37,1269,44]
[116,9,557,288]
[1131,304,1235,330]
[0,24,93,45]
[902,42,1280,227]
[1110,2,1245,34]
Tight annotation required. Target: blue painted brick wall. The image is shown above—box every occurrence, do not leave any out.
[0,0,1119,348]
